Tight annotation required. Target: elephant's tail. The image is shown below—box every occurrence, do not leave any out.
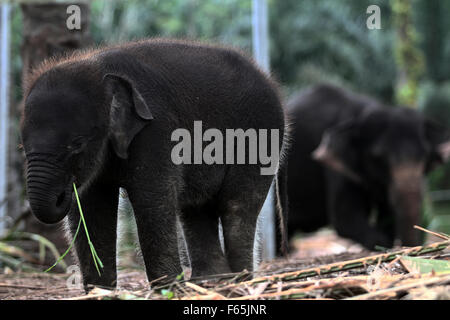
[274,149,289,257]
[274,114,292,258]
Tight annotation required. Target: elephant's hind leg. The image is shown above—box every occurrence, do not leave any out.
[180,204,231,277]
[217,167,274,273]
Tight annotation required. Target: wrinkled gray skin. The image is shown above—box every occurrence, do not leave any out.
[285,84,450,250]
[21,39,287,290]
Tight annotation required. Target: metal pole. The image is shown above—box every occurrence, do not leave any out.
[0,3,10,236]
[252,0,275,261]
[252,0,269,72]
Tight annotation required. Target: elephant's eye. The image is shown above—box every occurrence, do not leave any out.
[68,136,87,153]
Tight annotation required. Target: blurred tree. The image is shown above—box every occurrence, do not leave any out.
[419,82,450,191]
[414,1,450,195]
[90,0,252,50]
[21,3,92,78]
[392,0,425,107]
[270,0,396,102]
[414,0,450,84]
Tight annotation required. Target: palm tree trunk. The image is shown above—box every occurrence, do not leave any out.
[391,0,425,108]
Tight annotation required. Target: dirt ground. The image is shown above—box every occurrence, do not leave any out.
[0,229,449,300]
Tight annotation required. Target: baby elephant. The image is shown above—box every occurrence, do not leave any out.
[21,39,287,289]
[285,84,450,250]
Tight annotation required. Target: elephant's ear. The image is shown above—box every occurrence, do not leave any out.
[312,120,362,183]
[424,119,450,167]
[103,74,154,159]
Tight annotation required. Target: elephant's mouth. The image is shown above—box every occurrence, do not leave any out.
[55,183,73,212]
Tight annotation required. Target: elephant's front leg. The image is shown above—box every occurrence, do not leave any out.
[66,182,119,291]
[128,188,182,284]
[328,176,394,249]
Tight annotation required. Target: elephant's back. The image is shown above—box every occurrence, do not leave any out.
[287,84,381,150]
[289,85,371,133]
[99,39,285,132]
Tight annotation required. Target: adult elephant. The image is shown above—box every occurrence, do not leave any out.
[285,84,450,250]
[21,39,288,290]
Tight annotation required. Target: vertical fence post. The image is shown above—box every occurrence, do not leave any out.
[252,0,275,261]
[0,3,10,236]
[252,0,269,71]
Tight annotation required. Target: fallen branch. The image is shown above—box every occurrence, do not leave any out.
[66,292,114,300]
[218,240,449,290]
[66,287,115,300]
[0,283,48,290]
[183,282,226,300]
[414,225,449,241]
[346,274,450,300]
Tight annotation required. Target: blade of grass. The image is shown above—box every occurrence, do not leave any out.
[0,242,39,263]
[73,183,104,275]
[39,240,45,263]
[11,231,68,270]
[0,252,39,272]
[399,256,450,275]
[44,218,81,273]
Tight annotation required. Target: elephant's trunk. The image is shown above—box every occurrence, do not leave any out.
[389,163,424,247]
[26,158,73,224]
